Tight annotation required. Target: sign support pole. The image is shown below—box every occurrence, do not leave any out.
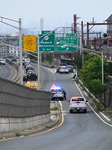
[37,35,40,90]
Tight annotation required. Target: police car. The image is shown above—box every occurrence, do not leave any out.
[50,85,65,101]
[58,66,69,74]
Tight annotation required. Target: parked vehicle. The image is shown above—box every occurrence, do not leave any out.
[66,65,74,73]
[58,66,69,74]
[50,85,66,100]
[69,96,88,113]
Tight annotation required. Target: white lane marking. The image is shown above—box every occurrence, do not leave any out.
[45,67,112,127]
[44,67,56,85]
[88,103,112,127]
[100,111,111,121]
[74,81,112,127]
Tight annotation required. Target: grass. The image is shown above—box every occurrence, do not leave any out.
[104,108,112,116]
[45,125,51,128]
[15,132,27,137]
[50,106,58,110]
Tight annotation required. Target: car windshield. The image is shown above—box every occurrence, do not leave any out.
[71,97,84,101]
[66,65,73,68]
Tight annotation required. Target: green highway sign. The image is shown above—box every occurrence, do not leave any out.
[66,33,78,37]
[55,33,78,51]
[39,31,55,51]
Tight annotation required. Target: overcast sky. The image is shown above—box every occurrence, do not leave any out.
[0,0,112,34]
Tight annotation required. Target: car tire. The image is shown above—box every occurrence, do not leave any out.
[84,109,87,113]
[70,110,73,113]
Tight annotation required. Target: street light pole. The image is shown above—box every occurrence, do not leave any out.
[0,16,23,85]
[79,33,84,66]
[37,35,40,90]
[19,18,23,85]
[101,51,104,84]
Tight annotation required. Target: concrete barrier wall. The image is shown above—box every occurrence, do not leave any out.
[0,114,50,132]
[0,77,53,132]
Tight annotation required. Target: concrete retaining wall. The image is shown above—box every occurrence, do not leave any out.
[0,114,50,132]
[0,77,53,133]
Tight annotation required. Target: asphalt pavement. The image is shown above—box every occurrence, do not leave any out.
[1,68,112,140]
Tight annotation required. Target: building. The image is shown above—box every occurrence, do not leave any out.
[106,14,112,37]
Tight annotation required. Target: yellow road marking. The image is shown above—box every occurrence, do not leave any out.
[0,102,64,142]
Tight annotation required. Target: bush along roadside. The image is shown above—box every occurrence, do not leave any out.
[15,132,27,137]
[75,77,112,116]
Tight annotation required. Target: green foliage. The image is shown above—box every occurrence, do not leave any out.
[93,99,103,111]
[50,106,58,110]
[28,52,38,61]
[80,55,109,87]
[80,54,109,100]
[72,51,82,70]
[15,132,27,137]
[45,125,51,128]
[42,52,53,64]
[83,45,91,49]
[105,108,112,116]
[89,79,107,99]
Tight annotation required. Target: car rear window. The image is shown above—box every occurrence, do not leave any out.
[71,97,84,101]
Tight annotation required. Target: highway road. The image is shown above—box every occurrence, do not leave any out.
[0,66,112,150]
[0,63,16,80]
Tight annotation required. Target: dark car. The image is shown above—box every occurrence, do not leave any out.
[27,74,38,81]
[27,69,35,75]
[12,57,17,61]
[23,73,38,81]
[24,62,30,68]
[23,74,27,81]
[26,65,34,73]
[66,65,74,73]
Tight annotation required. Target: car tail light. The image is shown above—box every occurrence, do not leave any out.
[70,103,72,107]
[84,103,87,107]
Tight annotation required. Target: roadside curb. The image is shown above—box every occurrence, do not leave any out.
[0,101,60,140]
[73,78,112,127]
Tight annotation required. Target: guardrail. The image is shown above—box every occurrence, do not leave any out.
[6,59,20,82]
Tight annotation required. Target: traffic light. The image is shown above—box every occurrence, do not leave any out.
[103,40,108,44]
[103,33,107,38]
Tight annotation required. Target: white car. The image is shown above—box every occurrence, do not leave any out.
[69,97,88,113]
[25,59,30,63]
[0,58,6,65]
[50,86,65,101]
[58,66,69,74]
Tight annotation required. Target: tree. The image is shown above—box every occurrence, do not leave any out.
[89,79,107,100]
[72,51,82,76]
[80,54,109,100]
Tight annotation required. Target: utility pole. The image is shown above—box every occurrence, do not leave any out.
[86,22,112,46]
